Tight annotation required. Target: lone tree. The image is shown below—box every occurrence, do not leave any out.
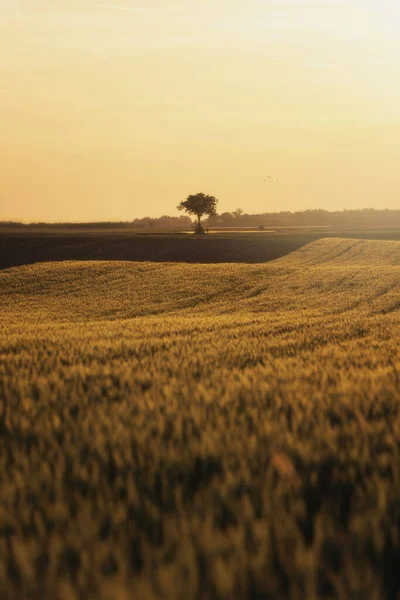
[177,193,218,234]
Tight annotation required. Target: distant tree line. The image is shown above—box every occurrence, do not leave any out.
[0,215,192,230]
[131,215,192,229]
[204,208,400,229]
[2,209,400,230]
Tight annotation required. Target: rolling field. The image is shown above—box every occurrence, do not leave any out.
[1,238,400,599]
[0,229,323,270]
[2,227,400,270]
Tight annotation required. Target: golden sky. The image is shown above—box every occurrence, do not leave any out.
[1,0,400,221]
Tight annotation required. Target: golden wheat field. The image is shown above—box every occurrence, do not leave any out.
[1,238,400,599]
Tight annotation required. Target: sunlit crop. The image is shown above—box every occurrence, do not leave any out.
[1,238,400,599]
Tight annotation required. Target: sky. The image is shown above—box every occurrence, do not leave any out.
[1,0,400,221]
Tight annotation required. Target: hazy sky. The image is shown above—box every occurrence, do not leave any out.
[2,0,400,221]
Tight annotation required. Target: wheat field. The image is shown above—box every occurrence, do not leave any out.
[1,238,400,599]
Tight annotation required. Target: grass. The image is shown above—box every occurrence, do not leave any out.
[1,238,400,599]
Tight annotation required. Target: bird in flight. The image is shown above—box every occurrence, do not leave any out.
[261,176,279,183]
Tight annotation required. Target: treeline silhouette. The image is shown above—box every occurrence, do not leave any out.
[205,208,400,229]
[2,209,400,230]
[0,215,192,230]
